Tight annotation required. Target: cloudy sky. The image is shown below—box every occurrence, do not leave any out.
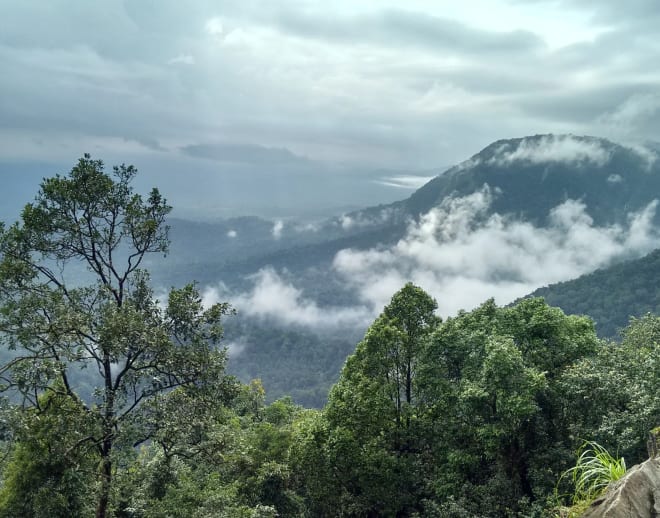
[2,0,660,219]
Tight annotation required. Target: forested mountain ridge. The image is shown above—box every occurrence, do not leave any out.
[145,134,660,407]
[526,247,660,338]
[408,134,660,225]
[155,134,660,289]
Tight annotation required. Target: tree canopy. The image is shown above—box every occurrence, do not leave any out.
[0,156,235,518]
[0,157,658,517]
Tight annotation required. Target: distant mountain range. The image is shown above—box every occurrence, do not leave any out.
[145,133,660,405]
[156,134,660,287]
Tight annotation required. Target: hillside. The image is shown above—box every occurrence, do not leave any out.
[146,134,660,405]
[156,134,660,289]
[528,248,660,338]
[406,134,660,225]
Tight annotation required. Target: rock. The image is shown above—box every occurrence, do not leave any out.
[580,457,660,518]
[648,427,660,459]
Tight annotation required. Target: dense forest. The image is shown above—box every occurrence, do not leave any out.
[0,161,658,517]
[142,134,660,409]
[527,248,660,338]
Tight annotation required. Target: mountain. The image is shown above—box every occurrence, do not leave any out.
[406,134,660,225]
[527,247,660,338]
[146,134,660,405]
[3,135,658,407]
[157,134,660,288]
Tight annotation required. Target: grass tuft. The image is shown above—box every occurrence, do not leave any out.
[557,440,626,512]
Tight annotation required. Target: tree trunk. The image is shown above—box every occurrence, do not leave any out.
[97,354,115,518]
[96,448,112,518]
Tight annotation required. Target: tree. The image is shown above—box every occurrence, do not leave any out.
[118,386,304,517]
[419,297,601,515]
[560,313,660,464]
[0,156,233,517]
[319,283,440,515]
[328,283,439,437]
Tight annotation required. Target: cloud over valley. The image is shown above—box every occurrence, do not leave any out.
[203,187,660,330]
[203,267,373,329]
[334,187,660,316]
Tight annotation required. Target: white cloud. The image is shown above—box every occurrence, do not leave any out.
[451,156,483,173]
[223,338,247,357]
[294,221,322,233]
[201,281,229,310]
[205,17,225,38]
[375,175,435,189]
[340,214,354,230]
[333,186,660,317]
[209,268,372,328]
[272,220,284,239]
[227,229,237,238]
[607,173,623,184]
[626,143,658,170]
[337,207,402,231]
[490,135,612,166]
[598,93,660,137]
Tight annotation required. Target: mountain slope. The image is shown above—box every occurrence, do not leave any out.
[154,134,660,290]
[406,134,660,225]
[148,134,660,405]
[527,248,660,338]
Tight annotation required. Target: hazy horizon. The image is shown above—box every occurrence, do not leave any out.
[2,1,660,219]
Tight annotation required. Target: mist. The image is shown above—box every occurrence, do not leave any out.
[334,186,660,316]
[205,185,660,330]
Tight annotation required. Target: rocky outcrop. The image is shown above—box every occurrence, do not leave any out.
[580,457,660,518]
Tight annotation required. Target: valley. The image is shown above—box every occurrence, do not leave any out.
[143,134,660,406]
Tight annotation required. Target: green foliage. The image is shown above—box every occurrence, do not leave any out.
[225,318,358,408]
[119,451,278,518]
[311,283,440,516]
[298,293,615,516]
[416,298,603,514]
[558,313,660,466]
[0,157,234,517]
[0,442,91,518]
[561,441,626,505]
[0,273,652,516]
[0,390,96,517]
[116,392,305,517]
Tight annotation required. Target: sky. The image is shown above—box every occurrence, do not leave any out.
[2,0,660,219]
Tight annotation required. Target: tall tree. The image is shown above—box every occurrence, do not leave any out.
[0,156,233,518]
[319,283,440,515]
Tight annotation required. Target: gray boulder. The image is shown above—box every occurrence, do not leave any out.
[581,457,660,518]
